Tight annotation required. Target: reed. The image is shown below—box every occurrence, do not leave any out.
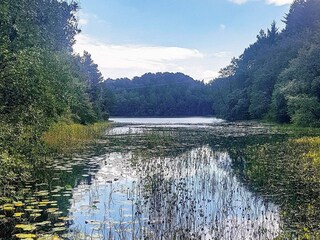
[42,122,110,152]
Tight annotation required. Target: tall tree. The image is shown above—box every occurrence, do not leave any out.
[209,0,320,126]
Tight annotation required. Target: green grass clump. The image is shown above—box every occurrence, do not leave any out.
[294,137,320,166]
[42,122,110,153]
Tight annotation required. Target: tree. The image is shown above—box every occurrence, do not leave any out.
[103,73,213,117]
[210,0,320,125]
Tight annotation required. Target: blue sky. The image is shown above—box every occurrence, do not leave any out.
[74,0,292,81]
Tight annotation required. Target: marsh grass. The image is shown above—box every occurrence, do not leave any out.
[294,137,320,166]
[275,124,320,137]
[42,122,110,153]
[240,136,320,239]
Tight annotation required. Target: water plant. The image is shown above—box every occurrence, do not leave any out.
[42,122,110,153]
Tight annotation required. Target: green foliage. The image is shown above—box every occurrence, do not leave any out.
[77,51,109,121]
[42,122,110,153]
[0,0,109,197]
[0,152,31,196]
[104,72,213,116]
[210,0,320,126]
[239,137,320,238]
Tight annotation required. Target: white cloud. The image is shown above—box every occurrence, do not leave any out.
[79,18,88,26]
[73,34,230,82]
[77,10,108,27]
[229,0,248,5]
[220,24,226,30]
[229,0,293,5]
[202,70,220,80]
[212,51,232,58]
[265,0,293,6]
[77,11,91,26]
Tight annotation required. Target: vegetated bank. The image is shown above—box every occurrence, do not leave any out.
[0,0,110,197]
[209,0,320,127]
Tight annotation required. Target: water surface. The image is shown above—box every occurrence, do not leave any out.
[66,118,282,239]
[109,117,224,125]
[2,118,290,240]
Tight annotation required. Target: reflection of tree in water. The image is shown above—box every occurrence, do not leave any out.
[68,146,282,239]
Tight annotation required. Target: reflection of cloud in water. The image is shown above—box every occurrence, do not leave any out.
[110,117,225,125]
[68,147,281,239]
[107,124,216,136]
[107,126,144,135]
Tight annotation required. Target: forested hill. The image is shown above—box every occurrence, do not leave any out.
[210,0,320,127]
[103,72,213,116]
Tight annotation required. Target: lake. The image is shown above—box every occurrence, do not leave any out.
[109,117,225,125]
[68,117,280,239]
[2,117,319,239]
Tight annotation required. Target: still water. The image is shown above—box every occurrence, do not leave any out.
[67,118,281,239]
[109,117,224,125]
[2,117,287,239]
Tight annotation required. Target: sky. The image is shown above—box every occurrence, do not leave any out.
[73,0,293,82]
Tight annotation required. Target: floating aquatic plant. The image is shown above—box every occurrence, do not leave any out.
[15,233,37,239]
[15,224,37,231]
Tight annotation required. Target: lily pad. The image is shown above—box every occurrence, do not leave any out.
[58,216,72,221]
[54,222,65,227]
[31,209,43,213]
[35,221,51,226]
[14,212,24,217]
[15,233,37,239]
[30,213,41,218]
[52,226,66,232]
[47,208,59,213]
[15,224,37,231]
[3,204,14,211]
[38,235,61,240]
[14,202,25,207]
[3,206,14,211]
[35,191,49,196]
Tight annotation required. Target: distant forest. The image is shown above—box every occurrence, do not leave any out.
[103,0,320,126]
[104,73,213,116]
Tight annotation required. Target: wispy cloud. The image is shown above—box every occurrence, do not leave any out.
[77,10,108,27]
[77,11,92,26]
[220,24,227,30]
[229,0,293,6]
[265,0,293,6]
[73,34,229,81]
[229,0,249,5]
[78,18,88,26]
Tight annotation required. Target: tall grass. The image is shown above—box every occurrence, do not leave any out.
[294,137,320,166]
[42,122,110,153]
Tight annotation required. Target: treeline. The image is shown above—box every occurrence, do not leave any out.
[0,0,106,186]
[104,72,213,116]
[210,0,320,127]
